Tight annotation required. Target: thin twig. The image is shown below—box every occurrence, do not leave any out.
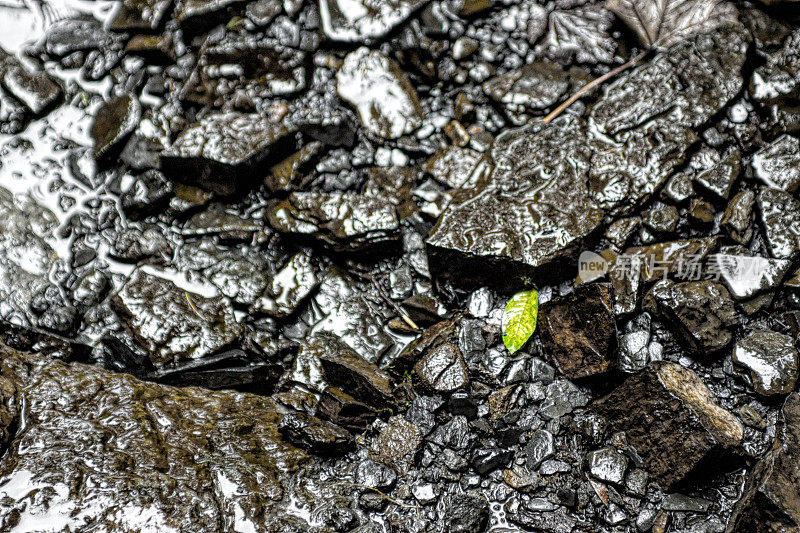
[350,271,421,332]
[185,291,207,321]
[330,483,421,518]
[541,50,649,124]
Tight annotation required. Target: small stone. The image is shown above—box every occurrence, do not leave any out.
[482,62,571,116]
[751,135,800,193]
[662,173,694,204]
[252,252,320,317]
[693,150,740,201]
[110,0,172,31]
[538,283,616,379]
[471,448,513,475]
[412,483,437,504]
[732,330,799,396]
[526,429,555,469]
[587,447,628,485]
[530,357,556,385]
[369,416,422,474]
[721,190,755,244]
[355,458,396,490]
[738,404,766,430]
[757,187,800,259]
[646,280,738,356]
[160,112,295,196]
[317,387,376,431]
[661,493,712,513]
[712,253,791,300]
[593,361,744,488]
[642,203,679,234]
[91,94,141,159]
[316,335,395,407]
[337,47,422,139]
[414,343,469,393]
[618,329,650,374]
[266,192,400,252]
[540,379,589,420]
[111,269,242,368]
[689,199,715,226]
[448,494,490,533]
[319,0,428,42]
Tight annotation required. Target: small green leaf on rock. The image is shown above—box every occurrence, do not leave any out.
[502,289,539,355]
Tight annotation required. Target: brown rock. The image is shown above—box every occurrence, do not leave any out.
[594,361,743,489]
[539,283,616,379]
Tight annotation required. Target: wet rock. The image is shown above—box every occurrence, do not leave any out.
[540,379,589,420]
[472,448,513,475]
[91,94,142,159]
[593,361,744,489]
[316,334,395,407]
[39,18,116,59]
[750,29,800,106]
[751,135,800,193]
[0,49,61,116]
[645,280,738,356]
[0,191,60,328]
[246,0,282,26]
[721,191,755,244]
[428,415,470,451]
[423,146,487,189]
[160,112,296,196]
[689,199,715,226]
[642,203,679,234]
[618,328,650,374]
[482,62,571,116]
[252,252,320,317]
[538,283,616,380]
[448,494,490,533]
[732,330,799,397]
[626,237,719,283]
[756,187,800,259]
[729,393,800,532]
[337,47,423,139]
[712,254,791,300]
[308,270,395,364]
[355,458,396,490]
[266,192,400,252]
[110,0,172,31]
[319,0,429,42]
[125,34,175,64]
[369,415,421,474]
[693,150,740,202]
[278,412,355,456]
[120,170,174,220]
[111,268,242,368]
[0,349,337,531]
[592,29,746,135]
[526,429,555,469]
[414,342,469,393]
[317,387,376,431]
[587,447,628,485]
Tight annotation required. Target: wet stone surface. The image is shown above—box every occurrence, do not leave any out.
[0,0,799,531]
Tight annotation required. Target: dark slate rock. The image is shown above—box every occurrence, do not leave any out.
[713,253,791,300]
[278,412,355,456]
[120,170,174,220]
[448,494,490,533]
[315,333,395,407]
[729,393,800,532]
[732,330,799,397]
[355,458,396,490]
[414,342,469,393]
[526,429,555,469]
[160,112,296,196]
[751,135,800,193]
[593,361,743,489]
[91,94,142,160]
[482,62,571,117]
[645,280,738,356]
[111,268,242,368]
[592,29,746,135]
[586,447,628,485]
[252,252,319,318]
[266,192,400,252]
[540,379,588,420]
[317,387,376,431]
[721,191,755,244]
[472,448,513,476]
[336,47,423,139]
[757,187,800,259]
[320,0,429,43]
[539,283,616,379]
[693,150,741,202]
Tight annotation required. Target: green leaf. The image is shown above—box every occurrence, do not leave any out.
[502,289,539,355]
